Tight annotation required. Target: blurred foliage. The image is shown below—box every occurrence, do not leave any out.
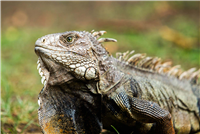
[1,1,199,133]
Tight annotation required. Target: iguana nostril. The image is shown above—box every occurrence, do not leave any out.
[42,38,45,43]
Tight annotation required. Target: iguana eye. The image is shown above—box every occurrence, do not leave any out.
[66,36,73,42]
[59,33,77,45]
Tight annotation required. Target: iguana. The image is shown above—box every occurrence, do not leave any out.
[35,30,200,134]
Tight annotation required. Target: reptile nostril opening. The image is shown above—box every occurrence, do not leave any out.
[42,38,45,43]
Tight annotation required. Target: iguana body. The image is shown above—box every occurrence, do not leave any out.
[35,30,200,134]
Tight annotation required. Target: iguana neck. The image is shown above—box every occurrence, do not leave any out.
[96,52,192,93]
[96,54,125,94]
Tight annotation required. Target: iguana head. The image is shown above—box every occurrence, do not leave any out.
[35,30,117,87]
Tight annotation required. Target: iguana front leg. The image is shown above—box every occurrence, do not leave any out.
[105,91,175,134]
[129,97,175,134]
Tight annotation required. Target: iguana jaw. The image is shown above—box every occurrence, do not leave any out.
[36,54,76,89]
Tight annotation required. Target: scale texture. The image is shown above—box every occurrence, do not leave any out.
[35,30,200,134]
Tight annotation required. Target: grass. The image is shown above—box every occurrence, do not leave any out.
[1,28,44,133]
[1,81,39,133]
[111,125,120,134]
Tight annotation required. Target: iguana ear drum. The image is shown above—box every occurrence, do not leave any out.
[84,66,98,80]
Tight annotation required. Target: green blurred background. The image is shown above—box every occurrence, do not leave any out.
[1,1,199,133]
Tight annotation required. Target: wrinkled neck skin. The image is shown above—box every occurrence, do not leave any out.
[93,50,124,95]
